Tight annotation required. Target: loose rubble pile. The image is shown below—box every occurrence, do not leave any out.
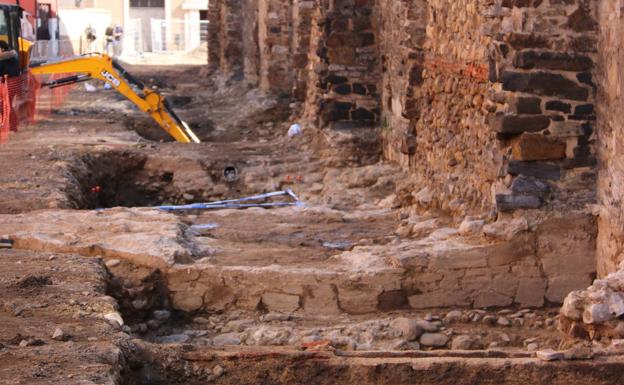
[132,308,562,353]
[560,267,624,340]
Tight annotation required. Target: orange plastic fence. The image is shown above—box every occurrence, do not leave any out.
[0,71,75,144]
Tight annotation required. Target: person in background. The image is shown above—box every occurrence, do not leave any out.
[20,12,35,42]
[113,23,124,57]
[104,24,114,56]
[84,24,97,53]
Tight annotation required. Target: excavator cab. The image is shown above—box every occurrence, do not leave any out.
[0,4,32,71]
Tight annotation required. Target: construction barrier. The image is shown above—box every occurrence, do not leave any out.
[0,71,74,144]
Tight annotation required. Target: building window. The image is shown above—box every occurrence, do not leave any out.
[130,0,165,7]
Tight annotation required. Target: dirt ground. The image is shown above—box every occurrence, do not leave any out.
[0,65,622,384]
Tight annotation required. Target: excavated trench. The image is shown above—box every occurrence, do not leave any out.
[66,150,245,209]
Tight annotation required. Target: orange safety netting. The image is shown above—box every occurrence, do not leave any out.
[0,71,75,144]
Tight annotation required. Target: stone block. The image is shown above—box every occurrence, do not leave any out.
[512,133,566,161]
[429,243,489,270]
[351,107,376,121]
[389,317,422,341]
[501,71,589,101]
[513,50,593,72]
[515,277,547,308]
[582,303,612,324]
[548,120,586,137]
[495,194,542,211]
[537,214,597,277]
[574,104,595,116]
[485,234,536,266]
[338,288,379,314]
[489,114,551,135]
[261,292,301,313]
[567,7,597,32]
[507,161,561,180]
[536,349,565,361]
[511,175,551,197]
[511,96,542,114]
[302,284,341,315]
[545,100,571,113]
[506,33,550,50]
[473,291,514,308]
[420,333,449,347]
[172,291,204,312]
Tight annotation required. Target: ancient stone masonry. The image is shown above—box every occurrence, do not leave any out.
[203,0,601,311]
[207,0,221,75]
[378,0,498,216]
[486,0,598,213]
[207,0,244,79]
[292,1,316,102]
[312,0,380,128]
[596,0,624,277]
[208,0,600,217]
[242,0,260,85]
[258,0,295,92]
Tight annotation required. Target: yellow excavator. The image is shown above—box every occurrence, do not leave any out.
[0,3,200,143]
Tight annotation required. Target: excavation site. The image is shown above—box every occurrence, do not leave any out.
[2,0,624,384]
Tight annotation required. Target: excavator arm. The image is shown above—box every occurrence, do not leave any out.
[29,54,201,143]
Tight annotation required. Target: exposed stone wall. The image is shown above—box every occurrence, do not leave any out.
[378,0,599,217]
[220,0,244,78]
[379,0,497,216]
[315,0,380,128]
[596,0,624,277]
[207,0,221,74]
[242,0,260,86]
[206,0,245,79]
[258,0,295,92]
[299,0,380,127]
[487,0,598,213]
[292,1,317,102]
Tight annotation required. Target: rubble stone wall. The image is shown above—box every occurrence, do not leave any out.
[297,0,381,128]
[487,0,598,214]
[242,0,260,86]
[292,1,317,103]
[258,0,295,92]
[207,0,244,78]
[378,0,497,216]
[377,0,598,217]
[596,0,624,277]
[207,0,221,74]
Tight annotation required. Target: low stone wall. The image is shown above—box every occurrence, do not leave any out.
[167,212,596,315]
